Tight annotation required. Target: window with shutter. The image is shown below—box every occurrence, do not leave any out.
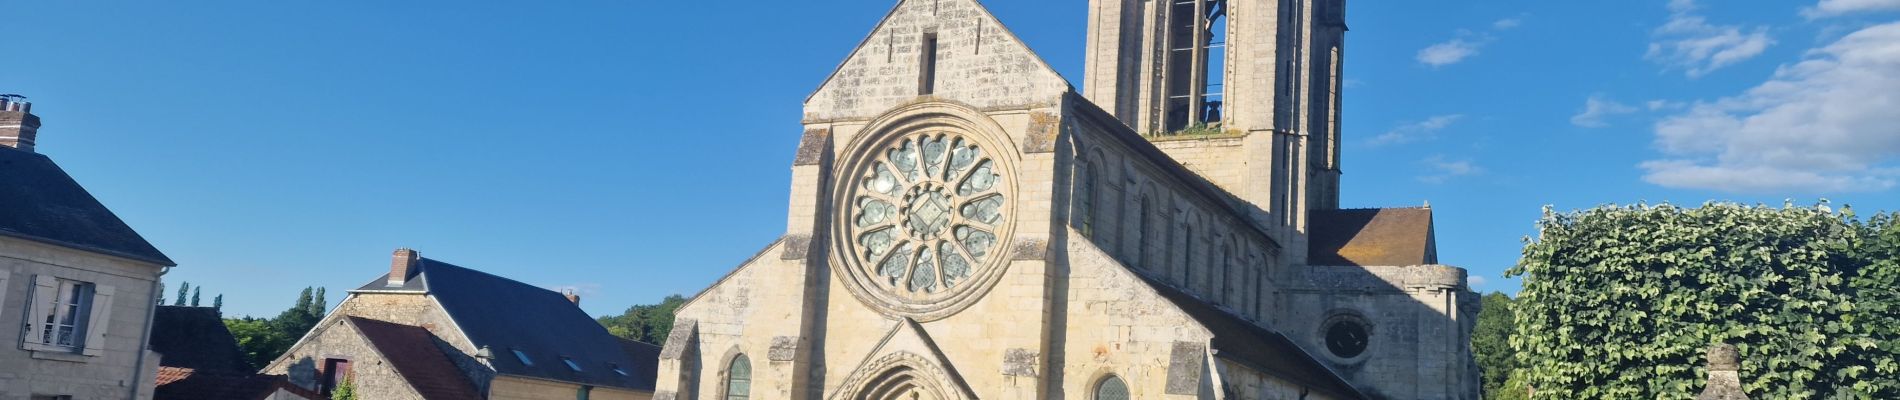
[21,276,103,355]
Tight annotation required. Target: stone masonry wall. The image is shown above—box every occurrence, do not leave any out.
[262,319,426,400]
[489,375,649,400]
[803,0,1070,122]
[1068,110,1280,324]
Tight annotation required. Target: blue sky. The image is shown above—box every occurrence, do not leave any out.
[3,0,1896,318]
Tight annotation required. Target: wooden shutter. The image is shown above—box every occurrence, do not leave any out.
[82,285,116,356]
[21,275,57,351]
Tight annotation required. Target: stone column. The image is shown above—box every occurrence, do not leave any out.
[1696,344,1748,400]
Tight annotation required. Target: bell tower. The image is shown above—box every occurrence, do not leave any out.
[1083,0,1346,249]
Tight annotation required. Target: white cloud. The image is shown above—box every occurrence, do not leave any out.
[1418,39,1481,67]
[1570,96,1640,128]
[1646,100,1687,111]
[1647,0,1774,77]
[1641,22,1900,193]
[1370,115,1464,145]
[1420,155,1484,184]
[1806,0,1900,17]
[1494,18,1524,30]
[1468,275,1490,288]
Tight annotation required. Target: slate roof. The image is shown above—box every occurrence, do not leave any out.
[150,306,249,373]
[1134,273,1370,400]
[154,367,318,400]
[349,317,483,400]
[1308,207,1438,267]
[0,147,173,266]
[351,257,656,391]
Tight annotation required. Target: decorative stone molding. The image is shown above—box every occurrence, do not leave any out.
[1166,342,1205,395]
[829,351,977,400]
[1002,348,1039,377]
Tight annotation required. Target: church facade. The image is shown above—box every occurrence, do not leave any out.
[654,0,1479,398]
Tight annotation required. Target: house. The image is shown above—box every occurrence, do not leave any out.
[0,96,178,399]
[149,305,318,400]
[264,248,661,399]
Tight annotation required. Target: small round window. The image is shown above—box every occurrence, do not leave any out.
[1324,320,1371,359]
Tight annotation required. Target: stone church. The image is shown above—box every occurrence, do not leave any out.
[655,0,1478,399]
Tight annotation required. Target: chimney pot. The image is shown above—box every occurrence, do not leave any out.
[0,94,40,153]
[563,289,581,306]
[389,248,420,286]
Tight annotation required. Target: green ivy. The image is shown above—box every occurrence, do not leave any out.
[1506,202,1899,399]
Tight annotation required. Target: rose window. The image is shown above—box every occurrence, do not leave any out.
[848,133,1007,297]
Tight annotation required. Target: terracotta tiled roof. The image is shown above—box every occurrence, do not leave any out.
[349,317,484,400]
[1308,207,1438,267]
[0,147,173,265]
[154,367,318,400]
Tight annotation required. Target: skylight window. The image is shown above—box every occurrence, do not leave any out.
[563,357,583,372]
[512,349,534,366]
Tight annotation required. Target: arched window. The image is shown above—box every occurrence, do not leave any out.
[725,355,751,400]
[1096,375,1130,400]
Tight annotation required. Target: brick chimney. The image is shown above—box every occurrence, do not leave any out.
[0,95,40,152]
[389,248,420,286]
[562,289,581,306]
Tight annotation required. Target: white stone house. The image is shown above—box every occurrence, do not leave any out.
[0,97,176,400]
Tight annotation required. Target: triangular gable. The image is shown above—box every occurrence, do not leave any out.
[804,0,1072,122]
[828,319,978,400]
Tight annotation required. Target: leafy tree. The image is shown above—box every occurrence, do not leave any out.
[225,286,329,370]
[213,294,224,312]
[225,316,293,370]
[174,282,190,306]
[1507,202,1899,399]
[191,287,202,307]
[1473,292,1517,399]
[330,372,358,400]
[598,294,687,344]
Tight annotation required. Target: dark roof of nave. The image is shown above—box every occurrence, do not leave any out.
[347,257,656,391]
[349,317,484,400]
[1135,273,1371,400]
[0,146,174,266]
[150,306,250,373]
[1308,207,1438,267]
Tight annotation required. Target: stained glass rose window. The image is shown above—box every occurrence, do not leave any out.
[839,128,1012,316]
[828,118,1018,322]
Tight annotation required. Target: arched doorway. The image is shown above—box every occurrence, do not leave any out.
[858,366,949,400]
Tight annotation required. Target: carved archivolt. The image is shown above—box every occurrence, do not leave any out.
[831,351,975,400]
[831,101,1021,321]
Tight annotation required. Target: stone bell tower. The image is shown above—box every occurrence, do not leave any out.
[1083,0,1346,255]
